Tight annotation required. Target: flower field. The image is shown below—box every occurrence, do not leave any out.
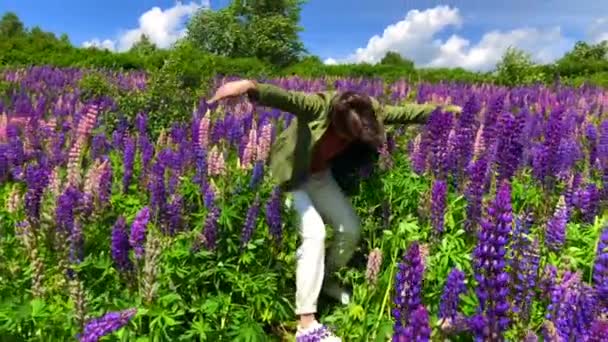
[1,66,608,341]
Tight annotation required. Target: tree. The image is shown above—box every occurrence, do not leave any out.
[0,12,25,37]
[380,51,414,69]
[130,34,157,56]
[186,0,306,66]
[494,47,544,86]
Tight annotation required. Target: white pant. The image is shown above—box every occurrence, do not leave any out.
[290,170,361,315]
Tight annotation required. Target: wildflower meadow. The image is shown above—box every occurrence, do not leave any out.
[1,66,608,342]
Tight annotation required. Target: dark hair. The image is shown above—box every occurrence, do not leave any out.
[330,91,385,147]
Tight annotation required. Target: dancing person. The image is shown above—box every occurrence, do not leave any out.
[209,79,461,341]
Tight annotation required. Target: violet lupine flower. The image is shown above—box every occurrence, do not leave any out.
[139,136,154,179]
[241,196,261,247]
[97,159,112,207]
[56,185,82,235]
[451,94,480,181]
[24,162,50,223]
[78,308,137,342]
[202,205,220,251]
[481,93,506,157]
[426,109,453,178]
[495,111,524,182]
[257,122,272,162]
[265,186,282,245]
[464,155,489,232]
[91,134,109,160]
[409,133,427,175]
[203,181,215,208]
[70,220,84,265]
[165,195,183,235]
[523,331,539,342]
[397,305,431,342]
[593,224,608,309]
[545,196,568,253]
[122,137,135,193]
[438,268,466,324]
[583,122,597,166]
[580,183,600,223]
[392,242,425,337]
[546,271,598,340]
[471,181,512,341]
[148,159,166,217]
[430,179,447,234]
[135,112,147,135]
[586,319,608,341]
[249,161,264,188]
[129,207,150,260]
[111,216,132,272]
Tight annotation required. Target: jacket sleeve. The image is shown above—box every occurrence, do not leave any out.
[247,82,326,121]
[380,103,437,125]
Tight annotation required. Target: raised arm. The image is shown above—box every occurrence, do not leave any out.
[209,80,327,121]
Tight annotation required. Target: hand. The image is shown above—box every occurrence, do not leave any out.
[208,80,256,104]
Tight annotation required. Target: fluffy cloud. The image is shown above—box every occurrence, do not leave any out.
[588,17,608,43]
[83,1,209,51]
[326,6,573,71]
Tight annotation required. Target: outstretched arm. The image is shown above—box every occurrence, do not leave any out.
[380,102,462,125]
[209,80,326,121]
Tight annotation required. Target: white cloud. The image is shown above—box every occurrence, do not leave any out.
[83,1,209,52]
[83,38,116,51]
[588,17,608,43]
[325,5,573,71]
[324,58,338,65]
[428,27,572,71]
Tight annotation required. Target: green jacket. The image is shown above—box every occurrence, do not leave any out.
[250,83,437,191]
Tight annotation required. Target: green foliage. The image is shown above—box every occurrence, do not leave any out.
[187,0,305,67]
[494,47,546,86]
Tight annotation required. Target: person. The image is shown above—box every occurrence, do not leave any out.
[209,79,461,341]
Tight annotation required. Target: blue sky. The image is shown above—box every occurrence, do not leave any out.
[1,0,607,70]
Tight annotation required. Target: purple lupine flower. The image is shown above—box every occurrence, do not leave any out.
[471,181,512,341]
[464,155,489,232]
[430,179,447,234]
[139,136,154,180]
[523,330,539,342]
[111,216,132,272]
[545,196,568,253]
[585,122,598,168]
[439,268,466,323]
[56,185,82,235]
[24,162,50,223]
[265,186,282,245]
[129,207,150,260]
[480,93,506,158]
[78,308,137,342]
[555,136,581,180]
[426,109,453,178]
[451,94,480,181]
[148,159,166,217]
[165,194,183,235]
[495,111,524,182]
[593,224,608,308]
[399,305,431,342]
[97,158,112,206]
[203,181,215,208]
[70,220,84,265]
[199,205,220,251]
[598,120,608,199]
[393,242,425,336]
[241,196,261,247]
[135,112,147,135]
[579,183,600,223]
[586,319,608,341]
[546,271,598,340]
[249,160,264,188]
[91,133,109,161]
[122,137,135,193]
[540,264,558,301]
[409,133,428,175]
